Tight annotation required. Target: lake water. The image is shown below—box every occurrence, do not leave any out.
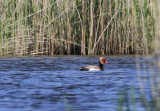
[0,56,159,111]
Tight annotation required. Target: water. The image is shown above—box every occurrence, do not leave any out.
[0,56,158,111]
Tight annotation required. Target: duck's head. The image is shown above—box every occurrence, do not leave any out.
[99,57,109,65]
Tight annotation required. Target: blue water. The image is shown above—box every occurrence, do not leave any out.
[0,56,158,111]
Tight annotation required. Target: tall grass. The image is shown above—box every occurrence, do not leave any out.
[117,1,160,110]
[0,0,157,56]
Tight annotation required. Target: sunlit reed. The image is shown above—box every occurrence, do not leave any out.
[0,0,156,56]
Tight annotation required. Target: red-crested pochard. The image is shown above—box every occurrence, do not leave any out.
[80,57,109,71]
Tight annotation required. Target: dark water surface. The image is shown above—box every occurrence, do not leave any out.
[0,56,158,111]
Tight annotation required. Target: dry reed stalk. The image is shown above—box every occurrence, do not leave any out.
[88,0,93,55]
[0,0,157,56]
[81,0,86,55]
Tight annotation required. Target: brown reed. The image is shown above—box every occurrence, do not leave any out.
[0,0,157,56]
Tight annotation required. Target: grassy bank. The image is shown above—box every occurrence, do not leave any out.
[0,0,158,56]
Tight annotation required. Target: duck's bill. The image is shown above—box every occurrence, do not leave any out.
[105,61,109,64]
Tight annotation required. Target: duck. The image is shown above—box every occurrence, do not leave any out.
[80,57,109,71]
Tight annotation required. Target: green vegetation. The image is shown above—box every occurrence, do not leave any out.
[0,0,158,56]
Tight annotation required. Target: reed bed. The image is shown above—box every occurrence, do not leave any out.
[0,0,157,56]
[118,1,160,110]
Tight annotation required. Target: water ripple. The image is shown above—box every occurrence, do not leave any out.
[0,56,157,111]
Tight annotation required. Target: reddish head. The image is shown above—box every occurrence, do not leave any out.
[99,57,109,64]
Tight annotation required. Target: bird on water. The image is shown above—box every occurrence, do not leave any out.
[80,57,109,71]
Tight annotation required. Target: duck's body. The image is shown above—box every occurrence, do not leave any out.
[80,65,101,71]
[80,57,109,71]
